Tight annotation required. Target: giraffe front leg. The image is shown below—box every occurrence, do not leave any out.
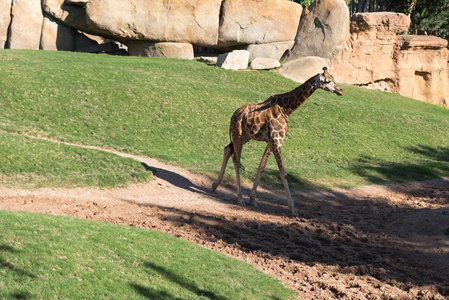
[272,145,299,217]
[232,144,245,206]
[279,169,299,217]
[212,143,233,192]
[249,145,271,206]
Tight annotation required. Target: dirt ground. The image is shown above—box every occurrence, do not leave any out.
[1,147,448,299]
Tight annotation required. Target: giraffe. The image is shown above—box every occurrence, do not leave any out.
[212,67,344,217]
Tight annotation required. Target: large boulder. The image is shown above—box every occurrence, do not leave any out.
[216,50,250,70]
[285,0,349,61]
[330,12,410,86]
[350,12,411,39]
[40,15,77,51]
[85,0,222,46]
[250,57,280,70]
[127,41,194,59]
[245,41,295,61]
[0,0,12,48]
[218,0,302,48]
[330,12,449,107]
[9,0,43,50]
[279,56,330,82]
[42,0,103,37]
[395,35,449,107]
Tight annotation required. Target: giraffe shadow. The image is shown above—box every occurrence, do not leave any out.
[140,162,213,196]
[258,168,325,190]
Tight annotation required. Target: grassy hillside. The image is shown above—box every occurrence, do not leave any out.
[0,49,448,189]
[0,210,296,299]
[0,132,151,188]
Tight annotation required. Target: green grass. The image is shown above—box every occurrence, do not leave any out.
[1,49,448,189]
[0,210,296,299]
[0,132,152,188]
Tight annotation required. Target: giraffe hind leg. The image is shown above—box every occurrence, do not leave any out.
[212,143,234,192]
[232,141,245,206]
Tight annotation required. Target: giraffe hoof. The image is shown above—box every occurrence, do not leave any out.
[292,210,300,218]
[238,199,246,206]
[211,182,217,192]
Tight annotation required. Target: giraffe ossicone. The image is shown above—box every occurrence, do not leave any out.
[212,67,343,217]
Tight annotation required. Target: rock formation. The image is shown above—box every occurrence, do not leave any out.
[284,0,350,60]
[216,50,250,70]
[85,0,222,46]
[218,0,302,48]
[280,0,350,82]
[329,12,449,107]
[0,0,11,48]
[250,57,281,70]
[395,35,449,106]
[0,0,448,107]
[330,12,411,86]
[8,0,43,50]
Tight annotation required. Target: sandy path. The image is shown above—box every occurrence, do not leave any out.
[1,141,448,299]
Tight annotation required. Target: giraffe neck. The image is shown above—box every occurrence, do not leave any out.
[280,80,316,119]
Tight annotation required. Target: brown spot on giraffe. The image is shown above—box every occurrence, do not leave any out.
[212,67,343,217]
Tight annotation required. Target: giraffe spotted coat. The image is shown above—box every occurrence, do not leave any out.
[212,67,343,216]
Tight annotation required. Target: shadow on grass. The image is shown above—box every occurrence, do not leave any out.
[260,168,326,190]
[348,145,449,186]
[0,244,35,278]
[0,244,36,300]
[130,283,180,300]
[131,262,225,300]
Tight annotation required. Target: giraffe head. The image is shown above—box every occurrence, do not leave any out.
[314,67,344,96]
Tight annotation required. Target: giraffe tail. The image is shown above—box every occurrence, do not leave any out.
[228,142,234,156]
[228,129,234,156]
[228,129,245,169]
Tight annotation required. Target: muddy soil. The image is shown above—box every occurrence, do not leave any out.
[1,148,448,299]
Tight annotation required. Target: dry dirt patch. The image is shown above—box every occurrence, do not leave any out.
[1,149,448,299]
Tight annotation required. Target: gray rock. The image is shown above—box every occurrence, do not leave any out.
[127,41,194,59]
[40,15,77,51]
[85,0,222,46]
[9,0,43,50]
[216,50,250,70]
[285,0,349,61]
[218,0,302,47]
[250,57,280,70]
[43,0,99,37]
[279,56,330,82]
[245,41,295,61]
[0,0,12,48]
